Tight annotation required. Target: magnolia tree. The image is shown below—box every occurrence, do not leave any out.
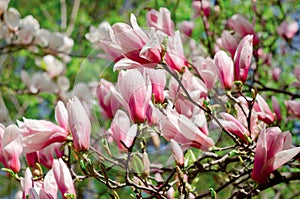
[0,0,300,198]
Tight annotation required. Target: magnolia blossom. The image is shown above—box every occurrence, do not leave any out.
[55,101,68,131]
[18,118,68,154]
[141,68,166,103]
[108,110,137,152]
[22,168,36,199]
[168,69,207,102]
[218,112,250,141]
[277,20,299,39]
[193,56,217,90]
[53,158,76,198]
[26,142,64,169]
[103,14,161,69]
[67,96,91,151]
[115,69,152,123]
[294,66,300,82]
[4,8,20,31]
[146,7,174,36]
[1,124,23,172]
[221,30,239,58]
[178,20,194,37]
[272,96,282,122]
[146,101,164,126]
[170,139,184,166]
[87,21,124,61]
[164,31,189,72]
[214,50,234,89]
[21,168,58,199]
[159,109,214,150]
[234,34,253,82]
[192,0,211,18]
[227,14,259,45]
[34,29,74,54]
[96,79,121,119]
[21,71,57,94]
[16,15,40,45]
[252,127,300,183]
[272,67,281,81]
[43,55,65,79]
[285,100,300,118]
[253,94,275,124]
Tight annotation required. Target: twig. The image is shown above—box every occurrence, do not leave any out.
[60,0,67,30]
[66,0,80,36]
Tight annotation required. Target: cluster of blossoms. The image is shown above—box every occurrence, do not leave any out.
[0,0,300,198]
[86,3,300,196]
[1,97,90,198]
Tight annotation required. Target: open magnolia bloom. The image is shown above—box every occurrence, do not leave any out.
[251,127,300,183]
[159,109,214,151]
[1,124,23,173]
[108,110,137,152]
[114,69,152,123]
[146,7,174,36]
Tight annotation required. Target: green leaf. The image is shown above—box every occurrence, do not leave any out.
[64,193,76,199]
[130,154,144,174]
[184,149,196,167]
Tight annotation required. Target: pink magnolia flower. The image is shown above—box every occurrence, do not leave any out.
[252,127,300,183]
[218,112,250,141]
[55,101,68,130]
[178,20,195,37]
[227,14,259,45]
[164,31,189,72]
[21,168,35,199]
[23,168,58,199]
[1,124,23,172]
[18,118,68,154]
[20,71,57,94]
[257,47,272,66]
[108,110,137,152]
[67,96,91,152]
[110,14,161,69]
[294,66,300,82]
[84,21,123,61]
[43,169,58,198]
[192,0,211,18]
[115,69,152,123]
[272,67,281,81]
[141,68,166,103]
[28,189,40,199]
[214,50,234,90]
[96,79,121,119]
[234,98,259,140]
[193,56,217,90]
[277,20,299,39]
[221,30,239,58]
[170,139,184,166]
[146,101,164,126]
[234,35,253,83]
[159,109,214,151]
[52,158,76,198]
[0,124,5,164]
[253,94,275,124]
[26,142,64,169]
[272,96,282,122]
[168,69,207,102]
[285,100,300,118]
[146,7,174,36]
